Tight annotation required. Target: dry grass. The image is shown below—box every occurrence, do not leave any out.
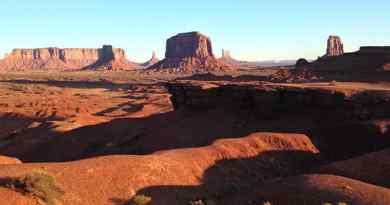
[10,169,64,205]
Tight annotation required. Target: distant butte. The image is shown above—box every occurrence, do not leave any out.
[142,51,160,67]
[0,45,138,71]
[149,31,232,72]
[219,49,245,65]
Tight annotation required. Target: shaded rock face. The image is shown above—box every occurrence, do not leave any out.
[326,36,344,56]
[0,45,136,70]
[150,32,231,72]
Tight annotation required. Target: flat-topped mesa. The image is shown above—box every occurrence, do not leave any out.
[0,45,136,71]
[326,36,344,57]
[149,31,232,72]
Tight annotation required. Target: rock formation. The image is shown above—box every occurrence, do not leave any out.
[0,45,137,71]
[83,45,136,70]
[142,51,160,67]
[219,49,243,65]
[166,81,390,160]
[149,32,232,72]
[326,35,344,56]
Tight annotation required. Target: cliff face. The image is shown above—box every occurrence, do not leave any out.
[166,81,390,160]
[150,32,231,72]
[0,45,136,71]
[166,81,390,119]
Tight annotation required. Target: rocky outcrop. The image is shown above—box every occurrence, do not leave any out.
[166,81,390,160]
[326,36,344,56]
[149,32,232,72]
[142,51,159,67]
[0,45,137,71]
[166,81,390,118]
[219,49,244,65]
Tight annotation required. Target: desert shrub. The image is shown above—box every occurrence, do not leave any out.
[132,194,152,205]
[12,169,64,205]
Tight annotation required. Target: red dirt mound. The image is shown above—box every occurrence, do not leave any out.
[223,174,390,205]
[0,132,319,205]
[0,156,22,165]
[318,148,390,188]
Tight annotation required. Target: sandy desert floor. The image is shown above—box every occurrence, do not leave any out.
[0,70,390,205]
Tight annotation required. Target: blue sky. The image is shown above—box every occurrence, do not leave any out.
[1,0,389,61]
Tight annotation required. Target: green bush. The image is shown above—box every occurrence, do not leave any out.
[132,194,152,205]
[13,169,64,205]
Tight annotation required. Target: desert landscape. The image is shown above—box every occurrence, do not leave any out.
[1,1,390,205]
